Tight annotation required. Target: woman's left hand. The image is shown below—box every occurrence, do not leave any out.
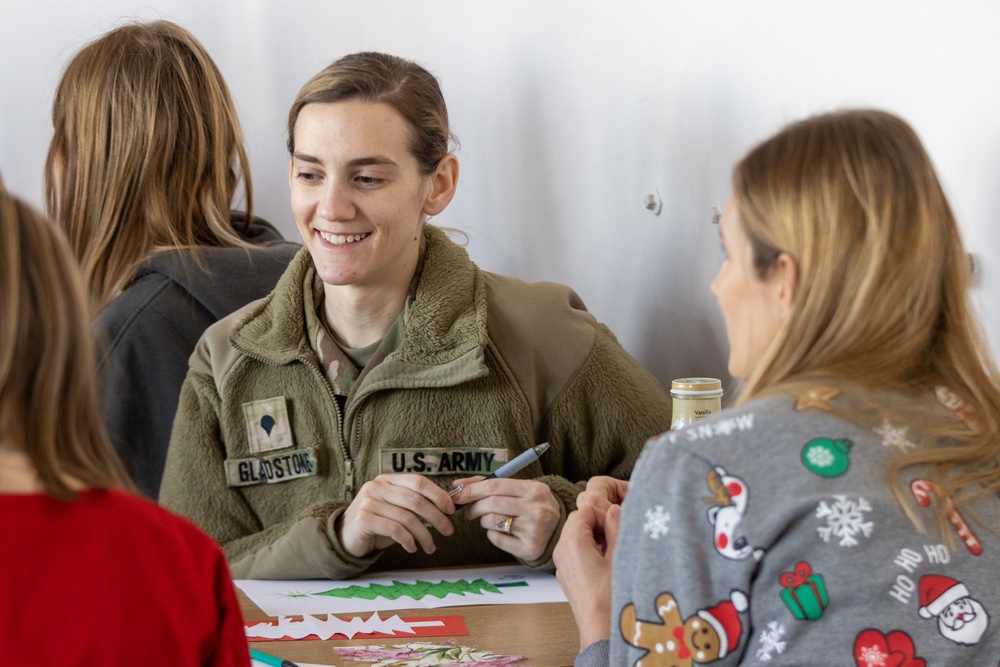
[552,502,620,650]
[451,477,561,562]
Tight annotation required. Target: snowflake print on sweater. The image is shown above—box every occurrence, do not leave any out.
[755,621,787,661]
[874,420,917,452]
[806,444,837,469]
[816,495,874,547]
[643,506,670,540]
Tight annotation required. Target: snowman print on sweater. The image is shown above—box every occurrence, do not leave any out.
[619,590,749,667]
[703,466,764,561]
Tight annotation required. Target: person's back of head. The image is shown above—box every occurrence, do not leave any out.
[729,108,1000,528]
[286,51,454,176]
[731,109,988,400]
[44,20,253,308]
[0,185,131,498]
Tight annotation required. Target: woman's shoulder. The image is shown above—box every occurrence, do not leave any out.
[658,392,834,446]
[482,271,599,344]
[87,489,226,553]
[234,213,287,244]
[663,384,919,447]
[642,389,889,486]
[482,270,590,309]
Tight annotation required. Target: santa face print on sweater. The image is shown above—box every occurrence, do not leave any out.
[917,574,990,646]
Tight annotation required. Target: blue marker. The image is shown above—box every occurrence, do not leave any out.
[486,442,550,480]
[450,442,550,498]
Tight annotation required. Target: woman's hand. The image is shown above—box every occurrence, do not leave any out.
[451,477,561,562]
[553,502,620,650]
[576,475,629,513]
[337,474,456,558]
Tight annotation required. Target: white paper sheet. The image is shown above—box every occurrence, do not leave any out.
[236,564,567,617]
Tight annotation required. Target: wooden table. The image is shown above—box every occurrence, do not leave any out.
[239,590,581,667]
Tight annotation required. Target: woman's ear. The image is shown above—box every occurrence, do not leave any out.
[422,154,459,216]
[772,251,799,317]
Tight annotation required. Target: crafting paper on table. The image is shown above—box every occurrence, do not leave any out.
[236,563,567,617]
[245,612,468,641]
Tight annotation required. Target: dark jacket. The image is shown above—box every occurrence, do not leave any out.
[95,215,300,498]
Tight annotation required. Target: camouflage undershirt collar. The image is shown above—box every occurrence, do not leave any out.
[300,239,425,398]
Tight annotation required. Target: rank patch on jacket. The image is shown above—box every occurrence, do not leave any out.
[224,448,318,487]
[380,448,509,476]
[242,396,294,453]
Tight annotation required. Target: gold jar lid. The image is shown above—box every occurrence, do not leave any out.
[671,377,723,396]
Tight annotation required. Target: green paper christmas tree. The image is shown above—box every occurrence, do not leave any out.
[314,578,502,601]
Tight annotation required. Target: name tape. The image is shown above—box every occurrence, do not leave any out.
[225,448,318,487]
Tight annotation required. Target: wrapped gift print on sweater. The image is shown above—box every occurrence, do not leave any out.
[778,561,829,620]
[619,590,748,666]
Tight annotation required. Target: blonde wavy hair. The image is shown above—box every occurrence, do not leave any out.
[0,186,132,498]
[731,109,1000,536]
[44,20,253,309]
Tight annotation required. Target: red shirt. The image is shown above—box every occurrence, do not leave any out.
[0,488,250,666]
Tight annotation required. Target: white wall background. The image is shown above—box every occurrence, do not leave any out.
[3,1,999,396]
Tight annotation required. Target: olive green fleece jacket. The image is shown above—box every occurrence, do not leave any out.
[160,225,671,580]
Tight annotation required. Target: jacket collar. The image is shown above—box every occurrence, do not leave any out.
[231,225,489,368]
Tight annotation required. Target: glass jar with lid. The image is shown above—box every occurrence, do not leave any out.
[670,377,723,429]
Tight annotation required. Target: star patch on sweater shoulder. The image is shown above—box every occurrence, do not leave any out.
[795,386,840,412]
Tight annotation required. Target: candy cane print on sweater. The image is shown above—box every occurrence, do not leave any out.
[910,479,982,556]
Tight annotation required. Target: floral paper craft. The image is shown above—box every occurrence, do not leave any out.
[334,639,527,666]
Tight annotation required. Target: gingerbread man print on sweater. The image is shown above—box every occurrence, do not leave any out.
[619,590,749,667]
[703,466,764,561]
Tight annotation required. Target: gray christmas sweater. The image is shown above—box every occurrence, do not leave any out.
[576,384,1000,666]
